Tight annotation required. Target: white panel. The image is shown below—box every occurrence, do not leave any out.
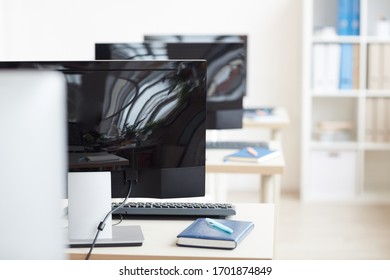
[68,172,112,240]
[309,150,357,199]
[0,71,66,259]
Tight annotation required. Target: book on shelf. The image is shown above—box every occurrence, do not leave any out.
[312,44,327,90]
[353,44,360,89]
[337,0,351,35]
[365,98,376,142]
[315,121,354,142]
[339,44,354,89]
[312,44,341,91]
[176,218,254,249]
[367,44,384,90]
[350,0,360,36]
[312,43,359,91]
[375,98,387,142]
[387,99,390,142]
[316,121,353,131]
[337,0,360,36]
[327,44,342,90]
[365,98,390,143]
[224,147,280,163]
[384,44,390,90]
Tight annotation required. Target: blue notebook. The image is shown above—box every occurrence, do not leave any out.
[224,147,280,163]
[177,218,254,249]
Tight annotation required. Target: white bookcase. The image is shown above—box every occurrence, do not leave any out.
[302,0,390,201]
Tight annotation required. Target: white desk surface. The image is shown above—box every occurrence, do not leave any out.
[243,107,290,129]
[206,144,285,175]
[67,203,274,260]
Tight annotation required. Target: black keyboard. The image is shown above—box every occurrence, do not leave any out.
[206,141,268,150]
[112,202,236,217]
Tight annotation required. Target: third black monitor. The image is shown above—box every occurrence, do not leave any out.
[95,41,247,130]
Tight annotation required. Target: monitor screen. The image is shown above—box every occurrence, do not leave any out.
[144,34,248,98]
[143,34,247,44]
[95,41,247,130]
[0,61,207,199]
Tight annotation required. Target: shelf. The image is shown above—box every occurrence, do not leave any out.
[312,36,361,44]
[364,143,390,151]
[303,0,390,202]
[365,90,390,97]
[365,36,390,44]
[311,90,361,97]
[310,141,359,150]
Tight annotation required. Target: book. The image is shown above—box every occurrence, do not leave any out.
[339,44,354,89]
[350,0,360,36]
[312,44,327,90]
[387,99,390,142]
[244,107,274,118]
[367,44,383,90]
[383,44,390,90]
[312,44,341,91]
[316,121,353,131]
[326,44,341,90]
[223,147,280,163]
[352,44,360,89]
[176,218,254,249]
[337,0,352,35]
[365,98,375,142]
[376,98,386,142]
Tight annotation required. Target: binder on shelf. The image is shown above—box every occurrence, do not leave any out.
[350,0,360,36]
[339,44,354,89]
[387,99,390,142]
[376,98,386,142]
[312,44,341,91]
[327,44,341,90]
[312,44,327,90]
[352,44,360,89]
[337,0,360,36]
[337,0,351,35]
[367,44,384,90]
[365,98,376,142]
[383,44,390,90]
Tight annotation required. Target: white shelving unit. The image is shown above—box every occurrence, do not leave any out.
[302,0,390,201]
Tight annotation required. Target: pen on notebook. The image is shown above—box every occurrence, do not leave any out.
[205,218,234,234]
[246,147,258,157]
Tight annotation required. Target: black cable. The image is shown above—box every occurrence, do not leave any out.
[112,214,123,226]
[85,180,134,260]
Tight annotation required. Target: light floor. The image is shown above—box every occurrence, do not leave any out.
[227,190,390,259]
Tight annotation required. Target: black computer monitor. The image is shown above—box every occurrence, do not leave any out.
[143,34,248,97]
[143,34,247,44]
[95,41,247,130]
[0,60,207,199]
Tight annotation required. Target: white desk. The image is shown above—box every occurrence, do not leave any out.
[243,107,290,141]
[67,203,274,260]
[206,143,285,204]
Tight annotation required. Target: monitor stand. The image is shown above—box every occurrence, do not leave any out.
[66,226,144,248]
[67,172,144,248]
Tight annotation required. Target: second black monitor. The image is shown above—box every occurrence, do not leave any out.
[96,40,247,130]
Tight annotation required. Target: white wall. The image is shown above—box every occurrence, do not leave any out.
[0,0,302,193]
[0,0,6,58]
